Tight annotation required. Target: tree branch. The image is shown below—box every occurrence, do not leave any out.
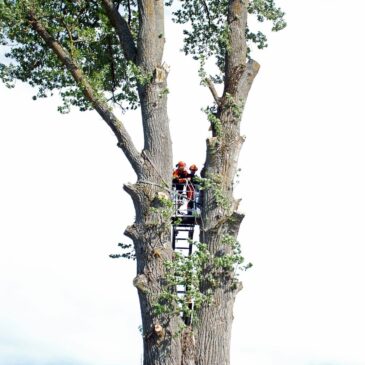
[101,0,137,62]
[237,59,260,101]
[127,0,132,26]
[27,12,143,175]
[205,78,221,105]
[201,0,211,26]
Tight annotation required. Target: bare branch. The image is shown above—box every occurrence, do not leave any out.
[106,35,118,98]
[27,12,143,175]
[205,78,221,105]
[101,0,137,62]
[127,0,132,26]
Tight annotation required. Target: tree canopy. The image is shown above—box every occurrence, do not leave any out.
[0,0,285,113]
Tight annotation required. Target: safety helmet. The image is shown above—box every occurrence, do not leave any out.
[189,164,198,172]
[176,161,186,168]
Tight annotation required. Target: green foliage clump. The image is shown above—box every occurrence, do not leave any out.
[248,0,287,32]
[246,0,286,52]
[154,235,252,323]
[202,105,222,137]
[0,0,141,112]
[196,175,230,210]
[217,235,252,282]
[224,92,244,119]
[205,234,252,291]
[167,0,286,75]
[110,242,136,260]
[150,193,175,222]
[0,0,286,111]
[153,241,212,323]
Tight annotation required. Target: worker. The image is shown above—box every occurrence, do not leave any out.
[173,161,189,187]
[188,164,199,182]
[187,164,199,211]
[172,161,189,210]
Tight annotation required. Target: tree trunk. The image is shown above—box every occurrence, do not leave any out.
[193,1,260,363]
[123,3,186,364]
[124,78,184,364]
[194,112,245,365]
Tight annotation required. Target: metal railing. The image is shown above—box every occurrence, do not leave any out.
[171,181,201,218]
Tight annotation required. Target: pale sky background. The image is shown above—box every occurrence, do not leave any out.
[1,0,365,364]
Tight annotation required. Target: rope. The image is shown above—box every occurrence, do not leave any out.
[141,150,170,189]
[138,180,171,192]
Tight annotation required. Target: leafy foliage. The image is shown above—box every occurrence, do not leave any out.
[168,0,286,74]
[0,0,285,111]
[246,0,286,52]
[110,242,136,260]
[202,104,222,136]
[195,175,230,210]
[154,236,252,325]
[0,0,140,112]
[153,241,211,323]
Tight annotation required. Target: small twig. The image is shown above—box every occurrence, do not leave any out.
[107,35,118,98]
[60,19,75,56]
[201,0,212,26]
[127,0,132,26]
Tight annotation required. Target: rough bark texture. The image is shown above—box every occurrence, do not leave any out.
[125,2,182,364]
[194,2,259,364]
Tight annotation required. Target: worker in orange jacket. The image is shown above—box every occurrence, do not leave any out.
[172,160,189,195]
[187,164,199,210]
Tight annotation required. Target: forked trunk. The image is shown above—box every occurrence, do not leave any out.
[2,0,277,364]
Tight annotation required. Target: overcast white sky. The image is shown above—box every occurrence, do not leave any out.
[1,1,365,364]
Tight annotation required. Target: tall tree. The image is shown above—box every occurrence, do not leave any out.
[0,1,285,364]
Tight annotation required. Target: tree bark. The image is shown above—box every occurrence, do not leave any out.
[194,2,259,364]
[123,2,184,364]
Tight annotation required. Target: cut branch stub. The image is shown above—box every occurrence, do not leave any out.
[124,224,139,241]
[227,212,245,238]
[133,274,149,293]
[154,322,165,346]
[154,64,169,84]
[154,323,164,338]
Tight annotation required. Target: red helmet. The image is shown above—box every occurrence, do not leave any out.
[176,161,186,168]
[189,164,198,172]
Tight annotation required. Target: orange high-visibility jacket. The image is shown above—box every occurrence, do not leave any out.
[172,169,189,184]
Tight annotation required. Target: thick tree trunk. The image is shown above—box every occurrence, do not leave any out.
[193,1,260,363]
[194,115,245,365]
[125,81,183,364]
[123,2,186,364]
